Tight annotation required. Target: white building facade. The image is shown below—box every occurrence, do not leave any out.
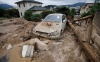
[15,0,43,18]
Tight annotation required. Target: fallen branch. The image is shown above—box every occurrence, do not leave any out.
[68,20,100,62]
[74,15,93,21]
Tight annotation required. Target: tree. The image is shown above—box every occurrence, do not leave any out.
[41,10,55,18]
[69,8,76,19]
[6,9,19,17]
[24,10,33,21]
[31,14,42,22]
[55,6,70,16]
[0,8,5,17]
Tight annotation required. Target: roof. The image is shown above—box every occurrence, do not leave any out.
[81,3,93,9]
[29,6,46,11]
[49,13,64,16]
[15,0,43,4]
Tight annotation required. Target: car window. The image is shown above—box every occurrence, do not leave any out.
[43,15,62,22]
[62,15,66,22]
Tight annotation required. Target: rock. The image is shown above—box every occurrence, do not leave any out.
[29,39,36,45]
[7,44,12,50]
[22,45,34,57]
[12,34,18,37]
[33,38,48,51]
[43,40,49,44]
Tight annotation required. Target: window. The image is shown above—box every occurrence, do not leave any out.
[30,3,31,6]
[20,12,22,16]
[19,4,20,8]
[23,3,25,7]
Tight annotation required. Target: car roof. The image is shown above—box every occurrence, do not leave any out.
[49,13,64,16]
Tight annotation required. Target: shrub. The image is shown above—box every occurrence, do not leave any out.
[41,10,55,19]
[4,14,10,18]
[55,7,70,16]
[69,8,76,19]
[24,10,33,21]
[81,12,90,17]
[31,14,42,22]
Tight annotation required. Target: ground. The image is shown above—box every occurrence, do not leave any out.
[0,18,87,62]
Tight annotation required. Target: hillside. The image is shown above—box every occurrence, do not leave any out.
[0,1,13,9]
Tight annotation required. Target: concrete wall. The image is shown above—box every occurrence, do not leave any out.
[17,2,42,18]
[80,6,91,15]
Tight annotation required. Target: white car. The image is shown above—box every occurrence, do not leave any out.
[33,13,67,39]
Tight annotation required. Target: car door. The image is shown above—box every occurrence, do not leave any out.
[62,15,67,32]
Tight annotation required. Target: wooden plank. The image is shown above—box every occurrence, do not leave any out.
[74,15,93,21]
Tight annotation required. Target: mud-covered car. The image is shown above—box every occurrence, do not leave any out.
[33,13,67,39]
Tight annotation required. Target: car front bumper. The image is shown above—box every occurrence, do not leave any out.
[33,31,60,39]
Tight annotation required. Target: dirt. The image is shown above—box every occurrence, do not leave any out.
[0,18,88,62]
[0,18,37,58]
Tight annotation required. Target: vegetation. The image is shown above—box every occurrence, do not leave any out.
[69,8,76,19]
[0,8,19,19]
[81,0,100,17]
[0,8,5,17]
[41,10,55,19]
[31,14,42,22]
[24,10,33,21]
[55,6,70,16]
[24,10,42,22]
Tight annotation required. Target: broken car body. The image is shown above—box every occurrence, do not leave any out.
[33,13,67,39]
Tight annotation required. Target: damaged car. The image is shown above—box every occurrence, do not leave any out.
[33,13,67,39]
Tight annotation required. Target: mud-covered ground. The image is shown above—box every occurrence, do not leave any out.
[0,18,88,62]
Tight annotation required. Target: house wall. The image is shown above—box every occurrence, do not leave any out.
[80,5,92,15]
[80,7,85,15]
[32,11,43,14]
[84,6,90,13]
[17,2,42,18]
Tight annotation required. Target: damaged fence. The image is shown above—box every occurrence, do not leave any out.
[68,11,100,62]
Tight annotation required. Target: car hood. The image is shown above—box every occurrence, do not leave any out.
[34,21,61,33]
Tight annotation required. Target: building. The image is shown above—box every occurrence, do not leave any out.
[80,3,94,15]
[15,0,46,18]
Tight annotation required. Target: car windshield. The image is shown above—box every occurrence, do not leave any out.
[43,15,62,22]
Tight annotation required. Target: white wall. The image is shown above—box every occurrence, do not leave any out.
[17,2,42,18]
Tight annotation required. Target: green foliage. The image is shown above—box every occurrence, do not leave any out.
[0,8,5,17]
[81,12,90,17]
[3,14,10,18]
[24,10,33,21]
[24,10,42,22]
[6,9,19,17]
[55,7,70,16]
[41,10,55,19]
[31,14,42,22]
[69,8,76,18]
[0,8,19,18]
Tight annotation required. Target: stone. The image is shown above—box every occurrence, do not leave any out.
[7,44,12,50]
[22,45,34,57]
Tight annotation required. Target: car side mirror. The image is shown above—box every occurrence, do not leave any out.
[42,19,43,21]
[63,20,66,23]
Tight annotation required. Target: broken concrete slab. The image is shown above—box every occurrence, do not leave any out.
[34,38,48,51]
[22,45,34,58]
[7,44,12,50]
[29,38,48,51]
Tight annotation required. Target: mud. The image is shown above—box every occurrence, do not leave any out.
[0,18,88,62]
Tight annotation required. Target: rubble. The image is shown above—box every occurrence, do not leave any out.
[22,45,34,57]
[1,17,100,62]
[30,38,48,51]
[7,44,12,50]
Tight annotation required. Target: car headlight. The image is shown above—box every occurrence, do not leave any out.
[33,29,36,32]
[50,31,58,36]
